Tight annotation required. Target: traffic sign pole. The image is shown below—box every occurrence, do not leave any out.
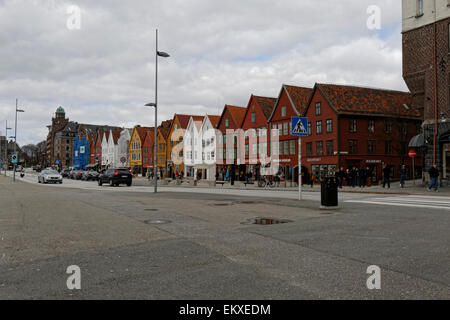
[298,137,302,201]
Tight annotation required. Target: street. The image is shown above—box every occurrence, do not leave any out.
[1,172,450,299]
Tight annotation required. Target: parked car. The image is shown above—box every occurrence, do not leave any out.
[98,168,132,187]
[38,169,63,184]
[82,170,100,181]
[70,170,83,180]
[61,168,71,178]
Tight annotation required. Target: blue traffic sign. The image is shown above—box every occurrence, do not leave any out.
[291,117,308,137]
[55,159,60,164]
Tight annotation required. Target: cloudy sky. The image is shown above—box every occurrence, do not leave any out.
[0,0,405,145]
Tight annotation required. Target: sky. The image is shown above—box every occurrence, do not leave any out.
[0,0,406,145]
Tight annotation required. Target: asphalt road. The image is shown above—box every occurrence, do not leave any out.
[0,171,449,299]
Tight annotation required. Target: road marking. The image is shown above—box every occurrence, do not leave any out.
[346,195,450,211]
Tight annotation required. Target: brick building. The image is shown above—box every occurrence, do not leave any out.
[402,0,450,178]
[302,84,422,183]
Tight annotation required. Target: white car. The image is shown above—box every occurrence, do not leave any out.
[38,170,63,184]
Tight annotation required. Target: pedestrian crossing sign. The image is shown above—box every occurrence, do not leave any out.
[291,117,308,136]
[11,153,18,164]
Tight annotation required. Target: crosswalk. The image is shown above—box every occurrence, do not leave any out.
[346,195,450,211]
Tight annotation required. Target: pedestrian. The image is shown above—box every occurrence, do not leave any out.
[399,165,407,188]
[349,167,356,187]
[382,164,391,189]
[428,164,440,192]
[225,170,229,182]
[359,166,367,188]
[355,167,360,187]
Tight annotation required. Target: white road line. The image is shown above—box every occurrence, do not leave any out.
[345,200,450,210]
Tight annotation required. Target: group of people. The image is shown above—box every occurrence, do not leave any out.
[335,166,372,189]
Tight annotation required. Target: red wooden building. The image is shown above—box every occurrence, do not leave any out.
[267,84,313,181]
[142,130,155,175]
[241,95,276,179]
[302,83,423,183]
[216,105,246,181]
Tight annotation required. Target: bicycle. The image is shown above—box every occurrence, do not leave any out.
[257,177,275,188]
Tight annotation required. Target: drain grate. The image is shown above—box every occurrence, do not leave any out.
[241,217,292,225]
[144,219,171,225]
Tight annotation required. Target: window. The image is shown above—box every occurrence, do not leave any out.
[278,123,283,136]
[252,143,257,155]
[284,141,289,156]
[385,120,393,134]
[283,122,289,136]
[251,112,256,123]
[315,102,321,115]
[278,141,284,156]
[349,140,358,154]
[272,124,278,136]
[401,122,408,136]
[368,140,376,154]
[316,121,322,134]
[225,118,229,128]
[368,120,375,134]
[290,140,296,155]
[308,122,312,136]
[306,142,313,156]
[350,120,357,133]
[326,140,334,156]
[416,0,424,16]
[326,119,333,133]
[316,141,323,156]
[385,141,393,155]
[281,106,287,117]
[400,142,407,156]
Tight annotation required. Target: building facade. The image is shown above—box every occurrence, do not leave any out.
[302,84,423,183]
[402,0,450,178]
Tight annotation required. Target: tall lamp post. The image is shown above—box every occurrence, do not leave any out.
[4,120,12,176]
[13,99,25,182]
[145,29,170,194]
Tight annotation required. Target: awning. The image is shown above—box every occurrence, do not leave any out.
[409,134,425,148]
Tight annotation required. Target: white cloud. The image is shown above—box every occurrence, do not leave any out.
[0,0,406,145]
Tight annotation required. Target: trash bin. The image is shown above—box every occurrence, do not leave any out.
[321,177,338,208]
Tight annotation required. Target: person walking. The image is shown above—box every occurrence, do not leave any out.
[382,164,391,189]
[399,165,407,188]
[428,164,440,192]
[359,166,367,188]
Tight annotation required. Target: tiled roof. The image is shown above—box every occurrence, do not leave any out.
[135,126,153,141]
[207,115,221,128]
[226,105,246,127]
[143,130,155,146]
[175,114,200,129]
[111,129,122,144]
[161,120,172,129]
[253,96,276,120]
[317,84,421,118]
[191,116,205,132]
[284,85,314,115]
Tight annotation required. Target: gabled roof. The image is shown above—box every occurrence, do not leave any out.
[284,85,314,115]
[134,126,153,141]
[253,96,277,120]
[218,105,246,128]
[206,115,221,128]
[174,114,199,129]
[189,116,205,132]
[143,130,155,146]
[111,129,122,144]
[314,83,421,119]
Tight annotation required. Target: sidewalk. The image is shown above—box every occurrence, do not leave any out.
[133,177,450,196]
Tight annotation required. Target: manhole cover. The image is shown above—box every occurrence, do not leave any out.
[241,217,292,225]
[144,209,158,212]
[144,219,171,225]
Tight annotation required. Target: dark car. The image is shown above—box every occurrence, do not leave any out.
[98,168,132,187]
[82,170,100,181]
[61,169,71,178]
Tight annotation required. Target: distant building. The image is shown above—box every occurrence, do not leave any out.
[402,0,450,178]
[45,107,120,168]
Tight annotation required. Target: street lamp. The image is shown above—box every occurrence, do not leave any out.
[4,121,12,176]
[13,98,25,182]
[145,29,170,194]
